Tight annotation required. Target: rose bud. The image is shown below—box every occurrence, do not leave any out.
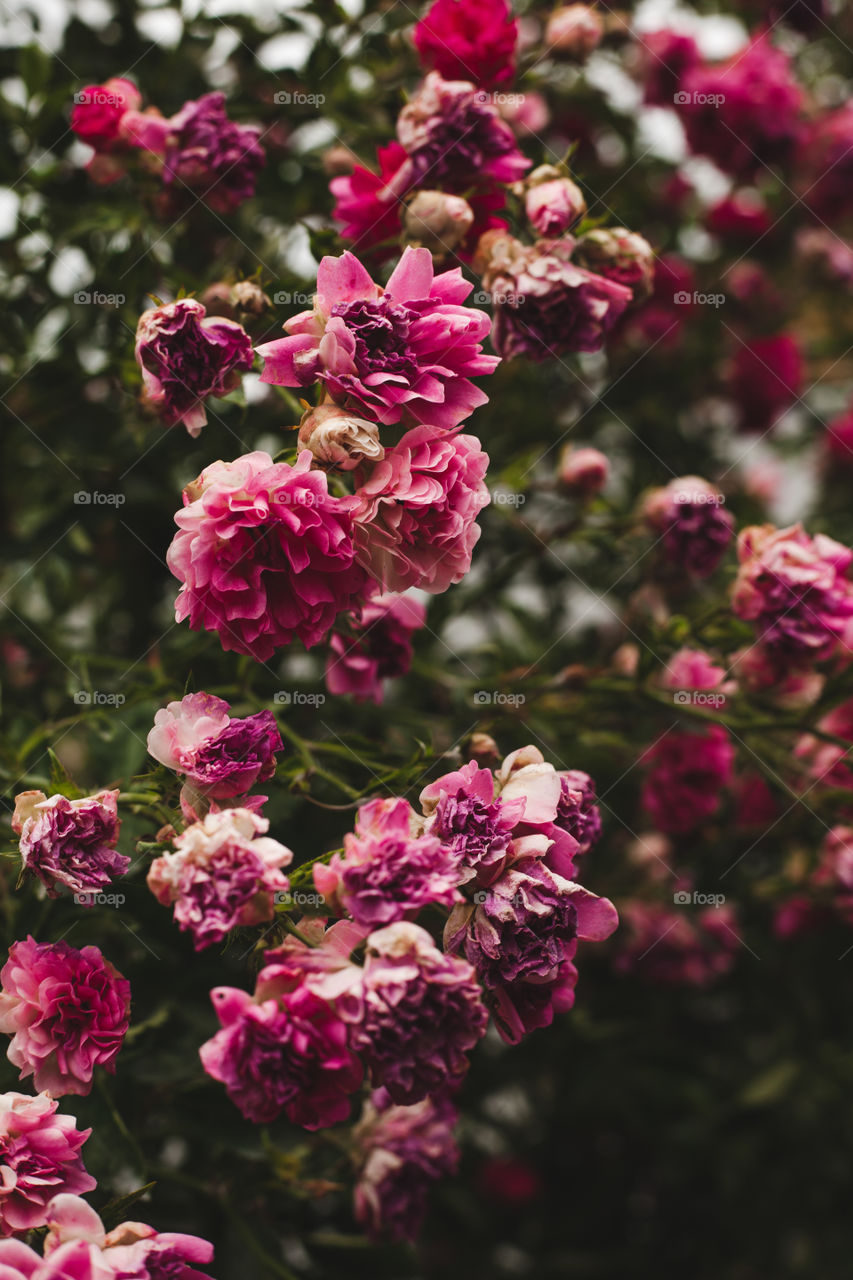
[403,190,475,258]
[322,145,358,176]
[231,280,271,317]
[466,732,501,764]
[558,445,609,496]
[574,227,655,303]
[545,5,604,59]
[524,166,587,235]
[298,404,384,471]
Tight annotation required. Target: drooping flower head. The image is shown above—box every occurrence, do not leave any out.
[0,1094,95,1237]
[314,797,461,926]
[12,789,128,901]
[732,523,853,660]
[162,91,265,214]
[167,451,370,660]
[135,298,254,438]
[257,247,499,430]
[413,0,518,88]
[325,592,426,703]
[0,938,130,1096]
[147,808,292,950]
[147,692,282,799]
[642,476,734,578]
[478,233,633,361]
[345,922,488,1104]
[352,427,490,594]
[353,1088,459,1243]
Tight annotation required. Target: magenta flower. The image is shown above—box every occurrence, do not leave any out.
[199,963,363,1129]
[413,0,518,88]
[346,923,488,1104]
[147,808,292,950]
[641,727,734,835]
[256,247,499,430]
[315,798,461,927]
[325,593,426,704]
[479,234,633,362]
[12,789,128,901]
[727,334,802,434]
[353,1088,459,1243]
[642,476,734,578]
[0,1094,95,1237]
[396,72,530,192]
[167,451,370,660]
[135,298,254,437]
[353,427,490,594]
[799,104,853,222]
[732,523,853,660]
[636,30,700,107]
[0,938,130,1097]
[329,142,412,255]
[420,759,524,887]
[147,692,282,799]
[678,37,802,179]
[162,91,265,214]
[70,78,141,149]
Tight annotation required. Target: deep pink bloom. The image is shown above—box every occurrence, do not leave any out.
[135,298,254,437]
[495,745,586,877]
[43,1193,215,1280]
[660,647,728,694]
[642,476,734,577]
[346,922,488,1104]
[413,0,518,88]
[827,406,853,467]
[421,759,523,887]
[0,1094,95,1237]
[167,451,369,660]
[257,247,498,430]
[199,965,362,1129]
[314,797,461,926]
[162,92,265,214]
[325,593,426,703]
[615,901,740,985]
[70,78,141,149]
[479,233,632,361]
[353,1088,459,1243]
[727,334,803,433]
[396,72,530,191]
[147,692,281,798]
[640,727,734,835]
[795,698,853,793]
[678,38,803,179]
[732,642,824,708]
[706,191,772,240]
[12,789,128,901]
[732,523,853,660]
[147,808,292,950]
[330,142,411,253]
[352,426,490,594]
[798,104,853,222]
[0,939,130,1097]
[637,29,700,107]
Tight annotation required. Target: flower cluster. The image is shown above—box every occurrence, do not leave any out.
[71,81,264,211]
